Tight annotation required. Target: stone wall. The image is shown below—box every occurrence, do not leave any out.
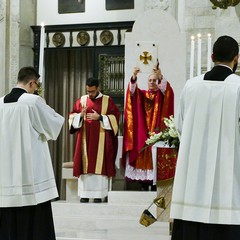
[0,0,36,96]
[177,0,215,78]
[178,0,240,78]
[1,0,240,97]
[0,0,6,96]
[19,0,36,69]
[145,0,177,18]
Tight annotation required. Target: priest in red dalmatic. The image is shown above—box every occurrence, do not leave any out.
[122,66,174,190]
[69,77,120,203]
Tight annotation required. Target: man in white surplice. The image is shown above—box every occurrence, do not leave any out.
[170,36,240,240]
[0,66,64,240]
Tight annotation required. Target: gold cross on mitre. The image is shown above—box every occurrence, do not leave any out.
[139,51,152,64]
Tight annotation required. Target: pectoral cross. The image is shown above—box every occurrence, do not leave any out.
[139,51,152,64]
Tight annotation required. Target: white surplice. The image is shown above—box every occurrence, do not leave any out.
[0,93,64,207]
[170,74,240,224]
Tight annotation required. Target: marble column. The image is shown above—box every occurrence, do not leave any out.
[0,0,6,96]
[0,0,20,95]
[0,0,36,96]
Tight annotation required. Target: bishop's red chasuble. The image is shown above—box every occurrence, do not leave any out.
[122,82,174,181]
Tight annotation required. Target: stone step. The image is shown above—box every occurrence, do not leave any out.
[52,201,158,220]
[52,191,158,219]
[54,215,169,230]
[55,221,170,240]
[54,221,171,240]
[53,191,171,240]
[108,190,157,205]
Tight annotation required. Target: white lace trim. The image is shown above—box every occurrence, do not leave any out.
[125,157,154,181]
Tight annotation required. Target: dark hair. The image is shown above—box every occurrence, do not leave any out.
[18,66,40,84]
[86,77,99,87]
[212,35,239,62]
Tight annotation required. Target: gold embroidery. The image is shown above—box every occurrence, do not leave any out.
[81,96,88,173]
[95,95,108,174]
[108,114,118,136]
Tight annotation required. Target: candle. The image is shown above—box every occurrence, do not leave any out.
[207,33,212,71]
[197,33,202,75]
[190,35,195,78]
[39,23,45,89]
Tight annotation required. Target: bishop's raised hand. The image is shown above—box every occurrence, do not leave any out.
[133,67,140,80]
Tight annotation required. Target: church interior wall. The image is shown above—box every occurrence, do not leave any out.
[124,9,186,116]
[36,0,145,25]
[2,0,240,96]
[0,0,37,96]
[19,0,36,69]
[1,0,21,95]
[0,0,6,96]
[35,0,240,81]
[178,0,240,77]
[1,0,240,194]
[181,0,216,78]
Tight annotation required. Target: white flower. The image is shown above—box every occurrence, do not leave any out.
[169,128,178,138]
[145,132,162,145]
[164,115,175,128]
[154,132,162,139]
[144,116,180,148]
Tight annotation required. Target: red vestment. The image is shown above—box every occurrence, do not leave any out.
[122,81,174,181]
[69,94,120,178]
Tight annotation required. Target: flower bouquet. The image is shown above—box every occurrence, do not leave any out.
[145,115,180,148]
[143,115,179,181]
